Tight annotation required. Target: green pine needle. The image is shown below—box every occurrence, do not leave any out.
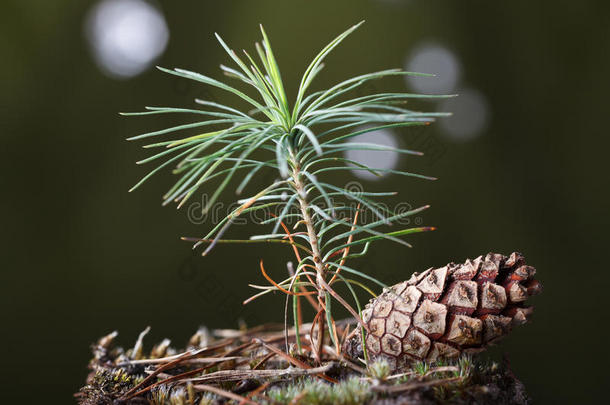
[125,22,448,354]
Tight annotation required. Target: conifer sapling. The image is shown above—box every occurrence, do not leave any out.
[124,21,541,368]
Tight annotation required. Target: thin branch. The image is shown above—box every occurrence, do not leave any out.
[192,384,258,405]
[186,363,333,384]
[371,376,463,393]
[254,338,337,383]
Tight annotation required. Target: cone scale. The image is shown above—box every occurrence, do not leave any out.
[343,252,542,371]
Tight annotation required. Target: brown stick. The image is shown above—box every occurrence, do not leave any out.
[310,307,324,363]
[186,364,333,384]
[241,382,271,405]
[372,376,462,393]
[322,345,366,374]
[318,275,368,332]
[254,338,337,383]
[252,352,275,370]
[192,384,259,405]
[329,204,361,285]
[120,340,235,399]
[123,341,256,399]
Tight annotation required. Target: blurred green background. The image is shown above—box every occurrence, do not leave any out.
[1,0,608,403]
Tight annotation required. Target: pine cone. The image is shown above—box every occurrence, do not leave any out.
[342,252,541,371]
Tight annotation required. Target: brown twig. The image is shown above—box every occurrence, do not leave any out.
[120,340,235,399]
[117,339,235,367]
[310,307,324,363]
[252,352,275,370]
[241,381,271,405]
[259,260,316,297]
[123,341,257,399]
[186,364,334,384]
[322,345,366,375]
[317,275,368,332]
[371,376,463,393]
[328,204,361,285]
[254,338,337,383]
[192,384,259,405]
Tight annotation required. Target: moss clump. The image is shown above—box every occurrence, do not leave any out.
[77,328,531,405]
[254,357,530,405]
[368,359,392,381]
[77,368,146,405]
[150,384,217,405]
[263,377,373,405]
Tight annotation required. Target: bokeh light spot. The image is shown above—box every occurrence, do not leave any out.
[85,0,169,79]
[405,43,461,94]
[344,128,400,181]
[438,88,490,141]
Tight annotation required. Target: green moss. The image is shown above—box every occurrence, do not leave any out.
[150,384,218,405]
[368,358,391,381]
[77,368,145,405]
[263,377,373,405]
[413,360,430,377]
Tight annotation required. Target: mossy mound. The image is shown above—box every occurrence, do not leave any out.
[75,327,530,405]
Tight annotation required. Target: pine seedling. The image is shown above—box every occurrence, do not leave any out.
[124,21,448,362]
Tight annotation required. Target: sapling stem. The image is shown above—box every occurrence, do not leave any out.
[290,153,328,362]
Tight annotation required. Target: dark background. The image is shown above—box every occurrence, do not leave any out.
[1,0,608,403]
